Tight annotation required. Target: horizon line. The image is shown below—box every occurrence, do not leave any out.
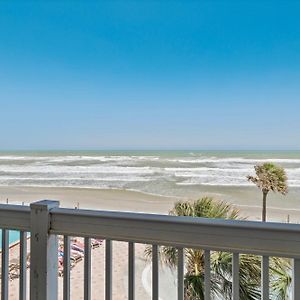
[0,148,300,152]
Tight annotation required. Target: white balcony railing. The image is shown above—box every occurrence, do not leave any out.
[1,200,300,299]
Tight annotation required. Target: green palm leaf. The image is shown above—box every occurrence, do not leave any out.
[144,197,291,299]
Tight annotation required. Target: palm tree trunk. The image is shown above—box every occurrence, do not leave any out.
[262,192,268,222]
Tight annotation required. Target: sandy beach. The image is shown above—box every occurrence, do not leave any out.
[2,185,300,299]
[0,186,180,214]
[1,186,300,222]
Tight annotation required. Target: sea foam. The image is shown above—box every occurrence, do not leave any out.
[0,153,300,193]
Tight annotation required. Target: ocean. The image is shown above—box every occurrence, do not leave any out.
[1,150,300,244]
[0,150,299,198]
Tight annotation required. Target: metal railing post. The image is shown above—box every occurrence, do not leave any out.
[292,259,300,300]
[30,200,60,300]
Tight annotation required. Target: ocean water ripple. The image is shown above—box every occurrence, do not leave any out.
[0,151,299,196]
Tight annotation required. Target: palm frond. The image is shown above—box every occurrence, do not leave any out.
[247,163,288,195]
[144,197,291,299]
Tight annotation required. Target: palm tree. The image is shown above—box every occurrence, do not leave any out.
[144,197,291,300]
[247,163,288,222]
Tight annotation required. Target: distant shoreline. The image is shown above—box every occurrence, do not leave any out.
[1,149,300,152]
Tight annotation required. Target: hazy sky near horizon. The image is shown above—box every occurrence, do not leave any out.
[0,1,300,150]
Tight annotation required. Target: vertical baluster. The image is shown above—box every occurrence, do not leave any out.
[1,229,9,300]
[261,256,269,300]
[105,240,112,300]
[292,258,300,300]
[63,236,71,300]
[204,250,211,300]
[232,253,239,300]
[128,242,135,300]
[19,231,27,300]
[84,237,91,300]
[177,248,184,300]
[152,244,159,300]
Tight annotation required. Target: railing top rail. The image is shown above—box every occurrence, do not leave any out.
[51,207,300,258]
[1,202,300,258]
[0,204,30,231]
[0,203,30,212]
[52,207,300,233]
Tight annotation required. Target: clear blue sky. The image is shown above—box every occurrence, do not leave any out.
[0,1,299,150]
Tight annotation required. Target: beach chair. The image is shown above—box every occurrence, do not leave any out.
[91,238,103,248]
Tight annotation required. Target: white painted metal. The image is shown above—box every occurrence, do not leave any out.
[128,242,135,300]
[1,229,9,300]
[3,201,300,299]
[105,240,112,300]
[50,207,300,258]
[204,250,211,300]
[19,231,27,300]
[292,259,300,300]
[232,253,239,300]
[2,203,300,258]
[0,204,30,231]
[261,256,269,300]
[63,236,71,300]
[84,237,91,300]
[152,244,159,300]
[30,200,59,300]
[177,248,184,300]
